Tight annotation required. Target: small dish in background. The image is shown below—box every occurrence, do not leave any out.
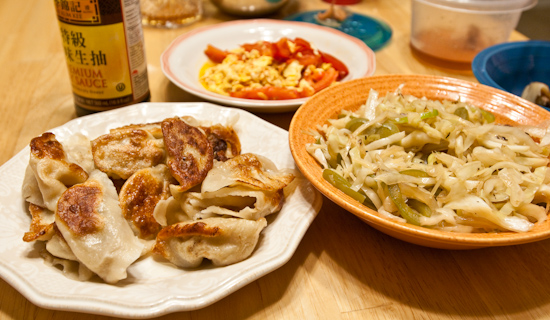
[472,40,550,109]
[161,19,375,113]
[284,11,392,52]
[211,0,289,17]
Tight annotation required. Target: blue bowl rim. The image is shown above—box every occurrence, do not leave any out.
[472,40,550,92]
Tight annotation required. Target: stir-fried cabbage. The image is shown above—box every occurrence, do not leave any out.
[307,88,550,233]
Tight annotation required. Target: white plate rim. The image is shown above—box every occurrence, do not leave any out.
[160,19,376,113]
[0,102,322,318]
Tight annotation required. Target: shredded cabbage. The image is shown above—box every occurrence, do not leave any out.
[306,88,550,233]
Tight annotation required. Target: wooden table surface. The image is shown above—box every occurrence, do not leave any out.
[2,0,549,320]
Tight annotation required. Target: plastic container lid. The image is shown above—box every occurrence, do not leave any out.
[413,0,538,14]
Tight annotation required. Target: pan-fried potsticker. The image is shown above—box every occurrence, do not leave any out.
[177,153,295,221]
[55,170,145,284]
[91,126,165,180]
[153,217,267,268]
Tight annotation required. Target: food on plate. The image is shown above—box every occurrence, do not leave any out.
[177,153,295,221]
[22,116,295,284]
[162,117,215,192]
[307,87,550,233]
[153,217,268,268]
[91,125,165,180]
[23,132,89,212]
[55,170,145,284]
[119,164,175,240]
[200,37,349,100]
[521,82,550,108]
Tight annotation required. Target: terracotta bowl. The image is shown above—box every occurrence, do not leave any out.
[289,74,550,250]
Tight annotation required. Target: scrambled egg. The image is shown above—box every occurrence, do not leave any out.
[200,47,327,96]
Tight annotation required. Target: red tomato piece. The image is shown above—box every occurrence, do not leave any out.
[320,52,349,80]
[294,53,322,68]
[293,38,314,52]
[204,44,228,64]
[311,67,339,92]
[273,38,292,61]
[241,41,275,57]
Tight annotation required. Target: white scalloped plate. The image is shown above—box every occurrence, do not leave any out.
[0,102,322,318]
[161,19,376,113]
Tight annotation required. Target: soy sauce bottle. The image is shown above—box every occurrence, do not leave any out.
[54,0,150,116]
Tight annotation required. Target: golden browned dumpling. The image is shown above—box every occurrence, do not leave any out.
[153,217,267,268]
[22,203,55,242]
[113,122,163,139]
[202,153,295,191]
[179,153,295,220]
[91,128,165,180]
[55,170,144,284]
[119,164,175,240]
[161,117,214,192]
[201,124,241,162]
[23,132,89,211]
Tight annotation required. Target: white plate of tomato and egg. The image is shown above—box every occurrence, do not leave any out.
[161,19,376,113]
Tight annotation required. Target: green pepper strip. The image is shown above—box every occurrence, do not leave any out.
[387,184,421,226]
[407,199,432,217]
[323,169,366,204]
[394,116,408,124]
[480,109,495,123]
[377,121,399,138]
[454,107,469,121]
[326,143,340,168]
[399,169,430,178]
[421,109,439,120]
[345,117,369,132]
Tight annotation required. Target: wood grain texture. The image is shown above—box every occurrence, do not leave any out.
[2,0,546,319]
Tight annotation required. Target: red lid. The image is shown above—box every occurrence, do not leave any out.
[322,0,361,5]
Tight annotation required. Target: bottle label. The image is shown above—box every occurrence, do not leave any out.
[55,0,149,112]
[55,0,102,24]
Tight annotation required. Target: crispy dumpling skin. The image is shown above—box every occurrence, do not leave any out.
[162,117,214,192]
[180,154,295,220]
[22,203,55,242]
[201,124,241,161]
[55,170,144,284]
[119,164,175,240]
[113,122,163,139]
[202,153,295,192]
[91,127,165,180]
[153,217,267,268]
[24,133,89,211]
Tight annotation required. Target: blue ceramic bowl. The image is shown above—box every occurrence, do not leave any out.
[472,41,550,103]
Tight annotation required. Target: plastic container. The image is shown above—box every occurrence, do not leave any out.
[410,0,538,69]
